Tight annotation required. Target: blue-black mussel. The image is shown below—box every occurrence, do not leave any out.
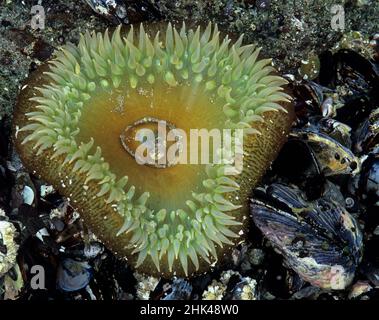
[251,183,363,290]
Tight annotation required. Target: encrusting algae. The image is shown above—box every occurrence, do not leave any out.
[13,22,294,277]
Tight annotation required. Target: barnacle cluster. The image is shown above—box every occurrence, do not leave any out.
[234,277,257,300]
[0,209,19,277]
[202,280,226,300]
[134,272,159,300]
[14,22,293,276]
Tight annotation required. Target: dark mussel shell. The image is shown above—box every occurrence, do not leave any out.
[251,183,363,290]
[270,137,325,200]
[319,49,379,127]
[290,126,360,177]
[291,81,333,121]
[269,121,357,200]
[354,108,379,154]
[311,117,352,149]
[355,153,379,206]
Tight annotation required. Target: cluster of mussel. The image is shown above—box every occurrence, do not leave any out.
[251,46,379,294]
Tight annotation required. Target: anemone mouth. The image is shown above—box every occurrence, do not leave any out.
[120,117,180,169]
[14,22,294,276]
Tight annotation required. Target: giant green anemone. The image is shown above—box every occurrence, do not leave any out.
[13,22,294,276]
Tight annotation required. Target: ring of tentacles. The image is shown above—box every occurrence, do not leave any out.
[14,22,293,276]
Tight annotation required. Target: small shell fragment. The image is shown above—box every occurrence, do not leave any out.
[22,185,34,205]
[40,184,55,198]
[348,280,373,300]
